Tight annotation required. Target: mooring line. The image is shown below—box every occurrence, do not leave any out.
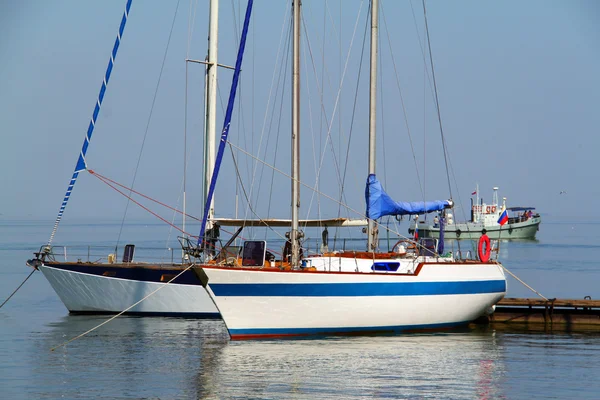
[0,269,36,309]
[500,264,548,301]
[50,263,198,352]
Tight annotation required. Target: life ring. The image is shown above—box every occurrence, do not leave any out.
[486,206,491,213]
[491,206,497,213]
[478,234,491,262]
[455,229,462,238]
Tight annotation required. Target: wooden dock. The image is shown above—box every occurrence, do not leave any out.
[475,297,600,332]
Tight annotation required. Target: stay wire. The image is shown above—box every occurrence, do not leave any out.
[421,0,452,199]
[0,269,36,309]
[227,140,428,253]
[334,9,369,241]
[300,2,364,226]
[115,0,182,250]
[243,4,290,227]
[380,1,424,199]
[90,170,199,239]
[265,29,291,233]
[228,142,287,243]
[89,170,202,223]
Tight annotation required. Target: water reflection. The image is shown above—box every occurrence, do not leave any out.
[198,332,506,399]
[35,316,228,399]
[36,316,507,399]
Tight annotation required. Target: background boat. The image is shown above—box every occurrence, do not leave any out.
[409,186,541,240]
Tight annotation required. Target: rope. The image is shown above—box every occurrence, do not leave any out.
[0,269,36,309]
[88,170,201,222]
[89,170,198,240]
[50,263,197,352]
[88,169,253,251]
[500,264,548,301]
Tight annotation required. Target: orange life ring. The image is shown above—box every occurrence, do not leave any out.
[486,206,491,213]
[478,234,491,262]
[491,206,497,213]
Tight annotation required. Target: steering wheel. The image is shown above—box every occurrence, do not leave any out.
[392,239,419,255]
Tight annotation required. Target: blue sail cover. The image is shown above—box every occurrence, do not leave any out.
[365,174,450,220]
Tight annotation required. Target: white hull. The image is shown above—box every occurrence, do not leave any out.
[39,264,219,317]
[198,262,506,339]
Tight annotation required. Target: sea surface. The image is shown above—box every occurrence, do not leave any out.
[1,217,599,399]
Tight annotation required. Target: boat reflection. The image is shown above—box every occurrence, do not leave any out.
[197,331,507,399]
[38,317,506,399]
[36,316,228,399]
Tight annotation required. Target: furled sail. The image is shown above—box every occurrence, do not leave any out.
[365,174,452,220]
[198,0,254,246]
[47,0,133,246]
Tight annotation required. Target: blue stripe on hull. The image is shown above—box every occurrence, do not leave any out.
[229,320,473,340]
[211,280,506,297]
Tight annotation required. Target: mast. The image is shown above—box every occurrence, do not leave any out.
[197,0,253,247]
[291,0,301,266]
[367,0,378,251]
[204,0,219,231]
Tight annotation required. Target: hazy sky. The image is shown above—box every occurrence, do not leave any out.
[1,0,598,233]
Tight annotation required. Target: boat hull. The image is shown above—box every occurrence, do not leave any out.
[39,263,219,317]
[197,263,506,339]
[411,217,541,240]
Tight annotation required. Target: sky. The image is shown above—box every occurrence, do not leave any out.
[1,0,599,235]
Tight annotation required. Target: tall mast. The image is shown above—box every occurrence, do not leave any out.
[291,0,301,266]
[204,0,219,230]
[367,0,378,251]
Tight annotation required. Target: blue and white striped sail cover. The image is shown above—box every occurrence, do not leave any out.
[365,174,450,220]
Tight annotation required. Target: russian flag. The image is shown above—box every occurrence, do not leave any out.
[471,191,477,196]
[497,209,509,226]
[414,221,419,240]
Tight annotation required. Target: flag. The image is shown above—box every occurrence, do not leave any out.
[413,221,419,240]
[497,209,509,226]
[471,191,477,196]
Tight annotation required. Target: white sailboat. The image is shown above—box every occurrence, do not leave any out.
[195,0,507,339]
[26,0,224,317]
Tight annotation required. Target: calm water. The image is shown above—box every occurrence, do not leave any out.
[1,217,599,399]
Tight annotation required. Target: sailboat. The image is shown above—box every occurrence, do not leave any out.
[193,0,507,339]
[25,0,225,317]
